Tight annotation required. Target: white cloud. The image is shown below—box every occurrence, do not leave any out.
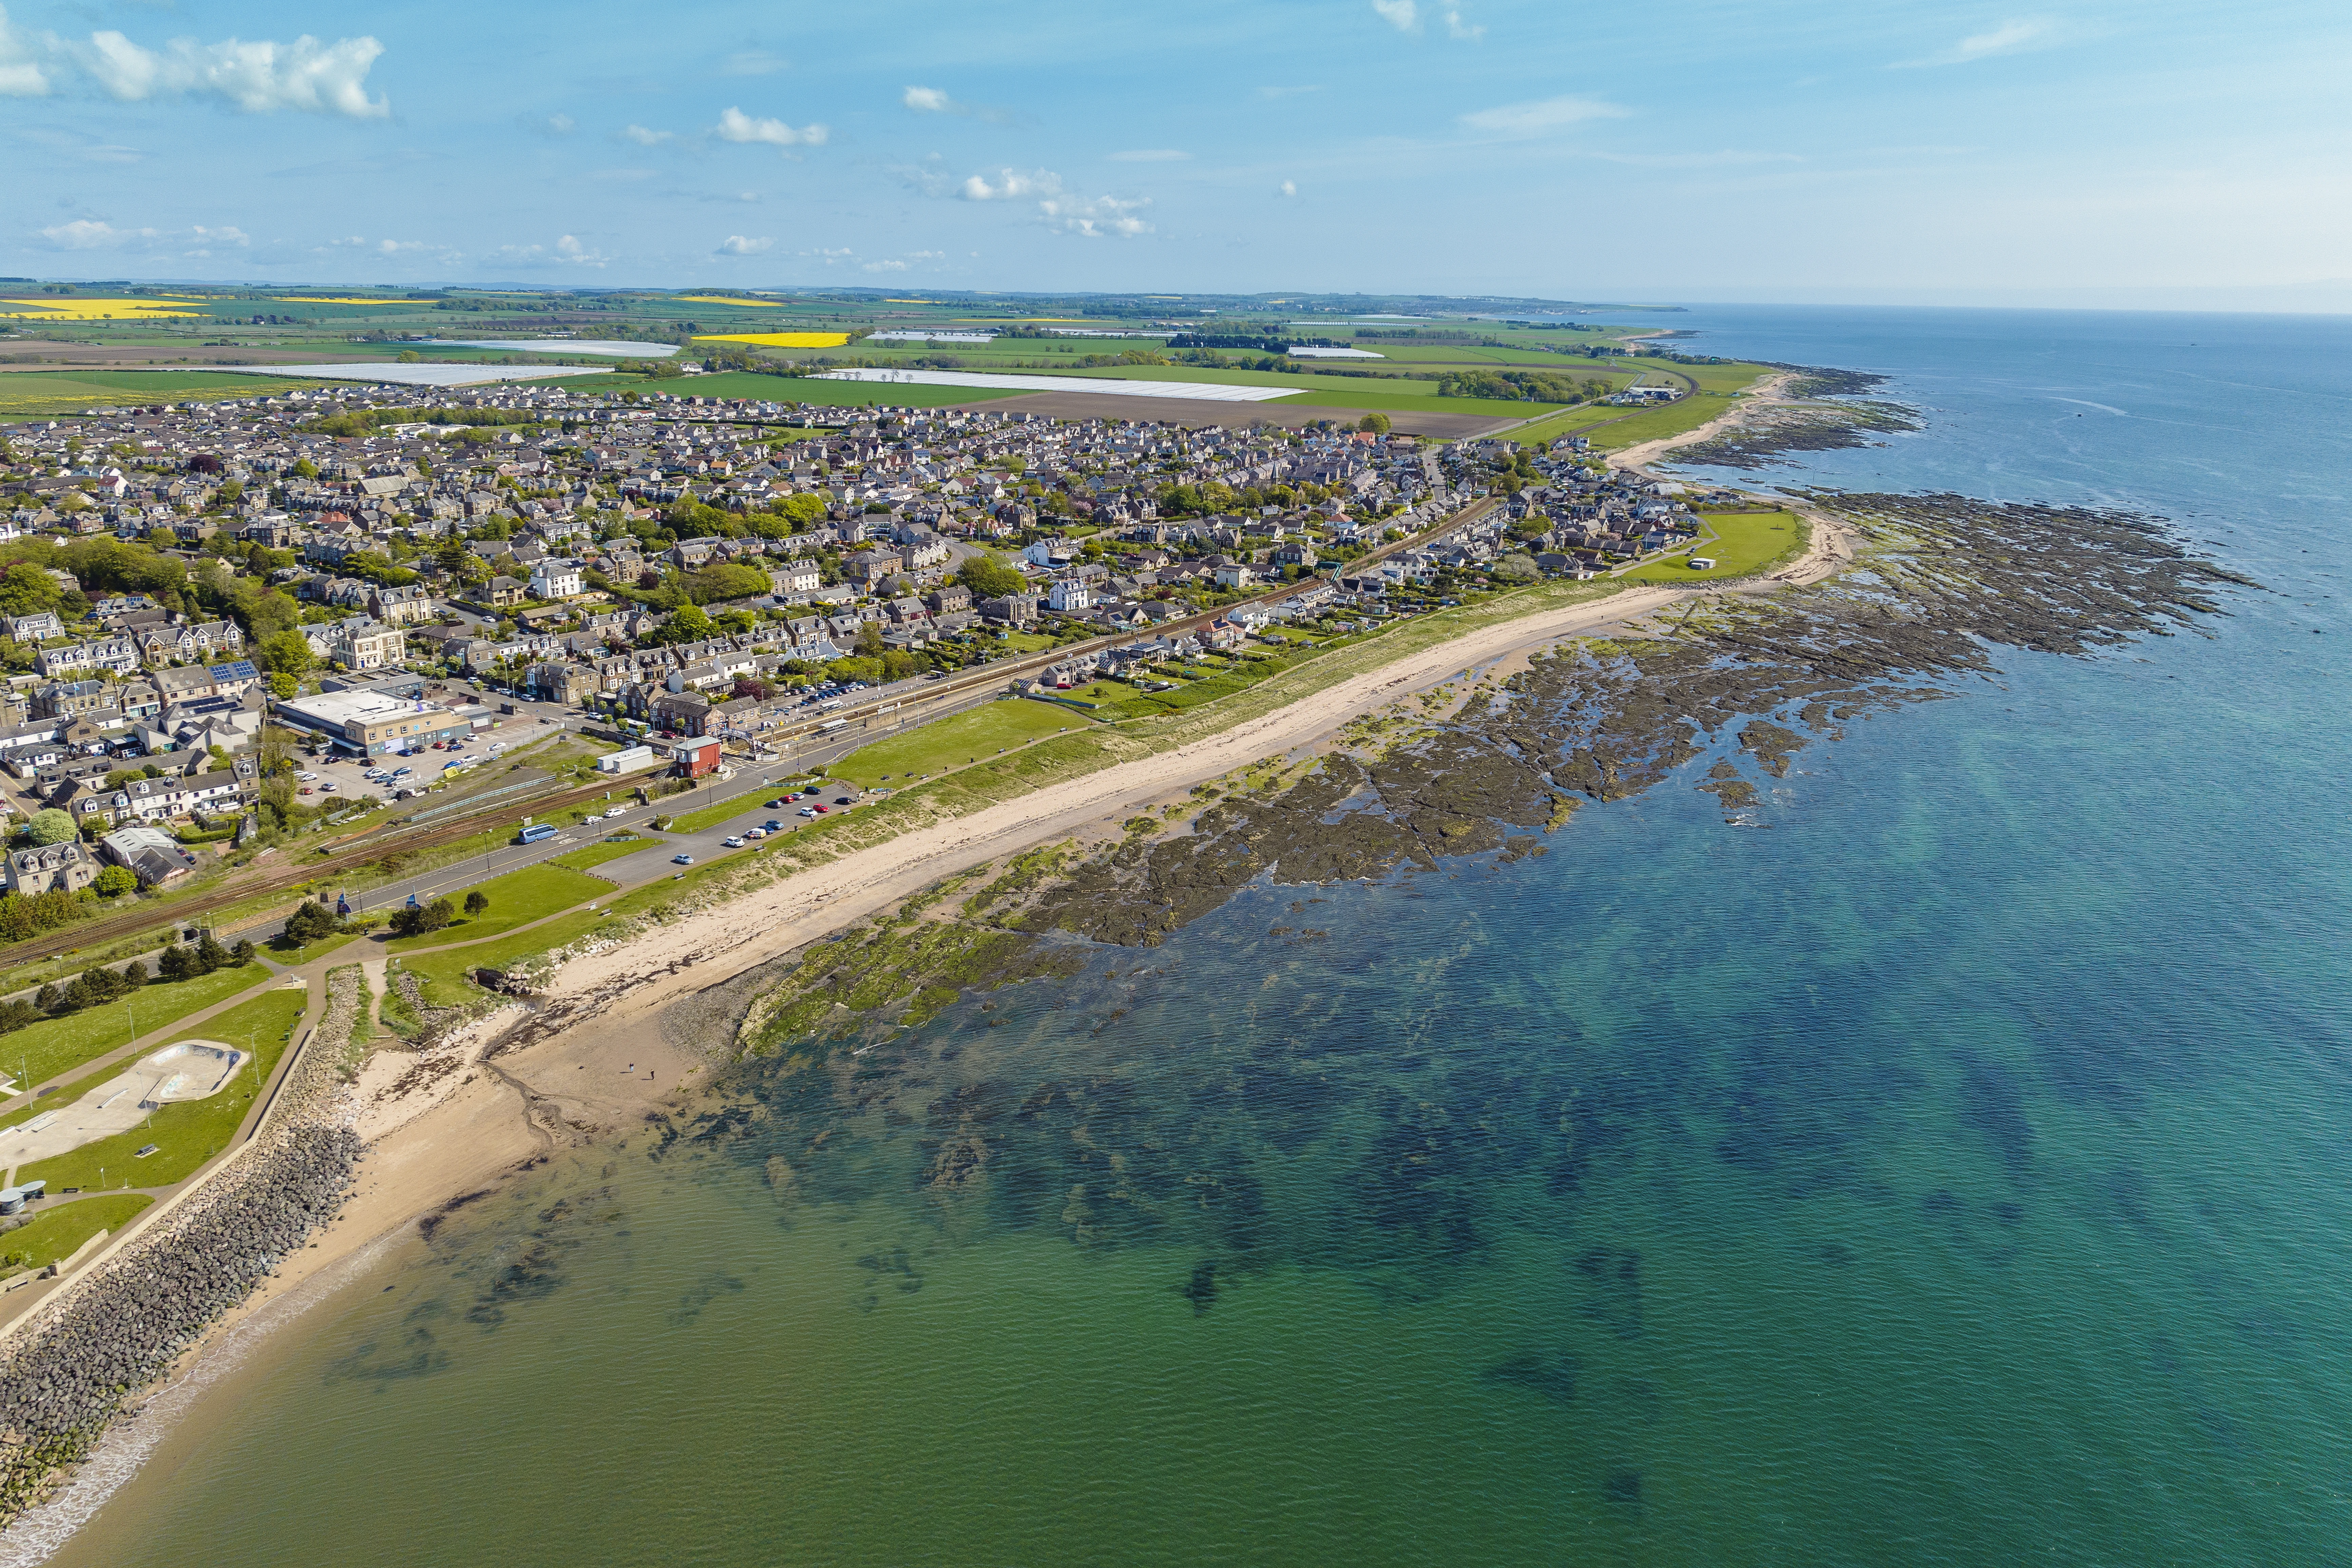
[718,234,773,255]
[545,113,574,134]
[555,234,606,266]
[714,106,826,148]
[1443,6,1483,41]
[1372,0,1419,33]
[39,218,153,248]
[190,224,249,247]
[622,124,674,146]
[0,5,49,96]
[951,167,1151,237]
[863,259,907,272]
[1459,95,1630,136]
[1109,149,1188,162]
[377,238,427,253]
[903,85,952,112]
[1277,179,1298,198]
[71,27,390,116]
[1895,18,2054,67]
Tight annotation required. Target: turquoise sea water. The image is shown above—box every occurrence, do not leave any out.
[43,308,2352,1566]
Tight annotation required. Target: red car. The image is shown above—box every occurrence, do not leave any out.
[812,803,829,814]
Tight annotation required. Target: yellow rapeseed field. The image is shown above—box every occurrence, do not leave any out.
[693,332,852,348]
[676,295,788,307]
[275,297,415,305]
[0,297,206,321]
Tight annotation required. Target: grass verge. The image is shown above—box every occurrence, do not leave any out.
[382,863,615,953]
[0,1194,152,1274]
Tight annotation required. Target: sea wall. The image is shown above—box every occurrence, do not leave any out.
[0,972,366,1526]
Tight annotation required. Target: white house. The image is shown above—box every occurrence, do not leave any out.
[1047,577,1093,614]
[530,558,586,600]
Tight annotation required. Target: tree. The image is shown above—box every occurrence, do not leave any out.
[257,629,315,677]
[956,555,1026,599]
[1357,413,1392,435]
[195,931,230,972]
[683,561,771,605]
[642,603,714,647]
[24,808,74,846]
[157,944,192,981]
[388,897,454,937]
[231,939,255,965]
[291,459,318,479]
[1491,553,1541,582]
[279,900,342,947]
[856,620,886,659]
[93,865,137,898]
[0,562,62,618]
[463,890,490,916]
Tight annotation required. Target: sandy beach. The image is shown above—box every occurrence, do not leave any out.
[0,371,1864,1559]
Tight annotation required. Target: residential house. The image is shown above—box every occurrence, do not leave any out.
[4,840,95,896]
[529,558,585,600]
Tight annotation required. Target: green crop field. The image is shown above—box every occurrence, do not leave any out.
[0,961,268,1089]
[0,370,328,418]
[0,1193,151,1274]
[832,699,1087,787]
[383,863,614,952]
[649,372,1023,407]
[20,983,309,1193]
[1621,511,1807,582]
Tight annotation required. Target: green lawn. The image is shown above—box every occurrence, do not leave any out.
[265,927,364,966]
[550,834,653,872]
[0,1193,152,1273]
[382,863,614,952]
[998,632,1060,653]
[1620,511,1808,582]
[395,909,613,1007]
[832,700,1087,787]
[0,961,268,1090]
[20,984,310,1193]
[662,785,800,835]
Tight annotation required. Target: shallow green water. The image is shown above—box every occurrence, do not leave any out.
[31,307,2352,1565]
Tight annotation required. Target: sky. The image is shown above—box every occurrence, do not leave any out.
[3,0,2350,309]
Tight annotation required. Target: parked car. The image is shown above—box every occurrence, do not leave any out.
[722,836,746,849]
[811,804,828,814]
[745,828,766,840]
[797,807,816,818]
[604,806,626,819]
[671,853,694,866]
[761,820,783,832]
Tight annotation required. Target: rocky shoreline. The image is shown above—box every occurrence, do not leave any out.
[713,490,2250,1077]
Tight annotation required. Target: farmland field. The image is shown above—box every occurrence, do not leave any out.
[0,370,329,418]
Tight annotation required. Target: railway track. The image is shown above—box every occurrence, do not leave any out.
[0,495,1496,968]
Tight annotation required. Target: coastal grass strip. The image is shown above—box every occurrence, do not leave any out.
[381,864,616,953]
[18,985,310,1194]
[0,961,268,1091]
[0,1194,152,1276]
[423,576,1630,1001]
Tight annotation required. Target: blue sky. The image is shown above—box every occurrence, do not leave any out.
[4,0,2348,307]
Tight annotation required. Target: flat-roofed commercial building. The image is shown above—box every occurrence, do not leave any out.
[272,689,471,757]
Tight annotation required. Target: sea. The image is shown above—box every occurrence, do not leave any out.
[32,307,2352,1566]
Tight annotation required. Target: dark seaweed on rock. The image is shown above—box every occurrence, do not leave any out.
[673,492,2250,1299]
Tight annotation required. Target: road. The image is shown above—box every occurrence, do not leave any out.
[0,494,1496,968]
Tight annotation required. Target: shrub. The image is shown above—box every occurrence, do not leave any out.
[93,865,137,899]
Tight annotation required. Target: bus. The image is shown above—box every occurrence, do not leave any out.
[517,823,561,845]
